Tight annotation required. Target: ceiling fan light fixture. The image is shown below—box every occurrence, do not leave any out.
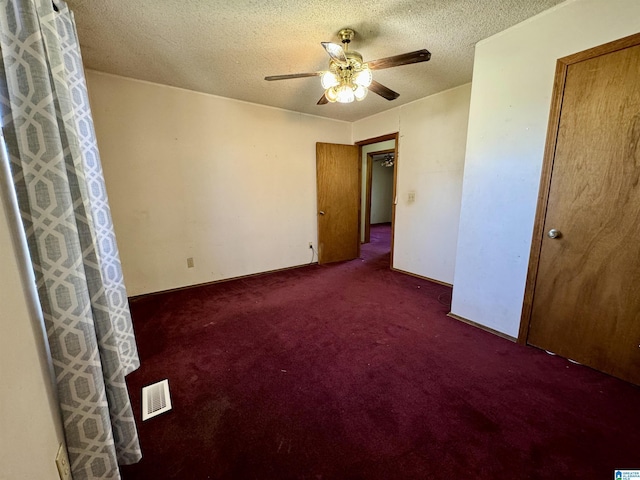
[266,28,431,106]
[322,57,371,103]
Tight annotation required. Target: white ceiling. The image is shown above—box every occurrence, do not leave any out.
[66,0,564,122]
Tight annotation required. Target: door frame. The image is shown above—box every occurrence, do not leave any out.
[356,133,399,267]
[518,32,640,344]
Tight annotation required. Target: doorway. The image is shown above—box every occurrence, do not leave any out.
[315,134,399,267]
[357,134,399,267]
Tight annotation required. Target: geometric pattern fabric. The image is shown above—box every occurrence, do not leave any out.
[0,1,141,478]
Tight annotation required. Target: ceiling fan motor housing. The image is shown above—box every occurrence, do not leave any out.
[329,51,366,81]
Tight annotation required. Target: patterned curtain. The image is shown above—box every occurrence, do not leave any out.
[0,0,141,478]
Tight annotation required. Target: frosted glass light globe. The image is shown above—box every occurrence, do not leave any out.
[321,71,340,89]
[354,68,373,88]
[336,84,355,103]
[354,85,368,101]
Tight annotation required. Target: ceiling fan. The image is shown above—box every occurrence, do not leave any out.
[264,28,431,105]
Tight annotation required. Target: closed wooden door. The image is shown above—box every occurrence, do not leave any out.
[525,34,640,385]
[316,142,360,264]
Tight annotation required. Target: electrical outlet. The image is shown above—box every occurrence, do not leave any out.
[187,257,194,268]
[408,191,416,203]
[309,242,313,249]
[55,444,72,480]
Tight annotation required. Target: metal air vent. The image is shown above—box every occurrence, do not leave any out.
[141,379,172,421]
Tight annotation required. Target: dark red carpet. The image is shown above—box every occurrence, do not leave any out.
[121,224,640,479]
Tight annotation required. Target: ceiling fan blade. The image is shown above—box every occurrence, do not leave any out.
[321,42,348,64]
[264,72,321,81]
[367,49,431,70]
[369,80,400,101]
[317,94,329,105]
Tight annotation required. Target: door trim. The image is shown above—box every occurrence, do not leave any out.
[356,133,399,267]
[518,31,640,344]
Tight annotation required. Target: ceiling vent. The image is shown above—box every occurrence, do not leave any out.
[141,379,172,421]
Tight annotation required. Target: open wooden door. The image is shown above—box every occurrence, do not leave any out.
[521,33,640,386]
[316,142,360,264]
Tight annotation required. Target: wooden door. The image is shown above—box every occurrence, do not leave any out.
[316,142,360,264]
[523,33,640,385]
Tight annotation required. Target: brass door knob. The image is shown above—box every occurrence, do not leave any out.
[547,229,561,239]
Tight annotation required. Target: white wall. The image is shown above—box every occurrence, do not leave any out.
[353,109,399,142]
[354,84,472,285]
[0,142,65,479]
[451,0,640,338]
[87,71,352,296]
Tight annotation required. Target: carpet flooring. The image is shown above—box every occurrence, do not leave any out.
[120,224,640,479]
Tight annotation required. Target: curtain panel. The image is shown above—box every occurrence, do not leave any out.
[0,0,141,478]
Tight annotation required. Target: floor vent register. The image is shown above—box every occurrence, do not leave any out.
[141,379,172,421]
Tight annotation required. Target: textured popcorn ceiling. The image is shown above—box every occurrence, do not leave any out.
[66,0,565,122]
